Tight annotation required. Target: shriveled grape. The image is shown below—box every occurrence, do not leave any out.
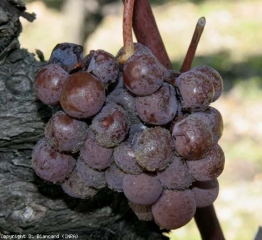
[45,111,88,152]
[32,138,76,183]
[60,71,105,119]
[123,173,163,205]
[152,189,196,230]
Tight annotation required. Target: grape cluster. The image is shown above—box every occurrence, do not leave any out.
[32,42,224,230]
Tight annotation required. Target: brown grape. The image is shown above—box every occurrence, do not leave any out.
[45,111,88,152]
[134,127,174,171]
[32,138,76,183]
[123,173,163,205]
[35,64,69,106]
[186,144,225,182]
[191,179,219,208]
[60,72,105,119]
[157,155,194,190]
[151,189,196,230]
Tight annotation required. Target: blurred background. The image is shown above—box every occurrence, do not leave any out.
[20,0,262,239]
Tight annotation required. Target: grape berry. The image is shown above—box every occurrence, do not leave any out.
[33,41,224,230]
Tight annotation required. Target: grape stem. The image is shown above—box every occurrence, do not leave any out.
[180,17,206,72]
[131,1,225,239]
[118,0,135,64]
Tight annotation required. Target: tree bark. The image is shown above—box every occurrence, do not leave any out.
[0,1,168,239]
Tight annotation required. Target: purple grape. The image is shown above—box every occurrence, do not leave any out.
[48,43,83,72]
[186,143,225,181]
[192,107,223,143]
[76,158,106,189]
[172,114,213,160]
[157,155,194,190]
[192,65,223,102]
[86,49,119,86]
[191,179,219,208]
[105,163,126,192]
[35,64,69,106]
[45,111,88,152]
[32,138,76,183]
[123,173,163,205]
[123,51,165,96]
[91,103,129,147]
[60,72,105,119]
[113,141,143,175]
[133,127,173,171]
[61,168,98,199]
[136,83,178,125]
[80,129,113,170]
[176,70,214,111]
[129,202,154,221]
[116,43,152,59]
[151,189,196,230]
[106,88,140,124]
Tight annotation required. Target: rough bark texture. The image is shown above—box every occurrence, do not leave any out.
[0,1,168,239]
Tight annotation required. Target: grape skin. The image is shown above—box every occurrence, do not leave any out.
[151,189,196,230]
[60,72,105,119]
[192,65,223,102]
[129,202,154,221]
[176,70,214,111]
[123,173,163,205]
[113,141,143,175]
[32,138,76,183]
[172,114,213,160]
[157,155,194,190]
[191,179,219,208]
[61,168,98,199]
[76,157,106,189]
[105,163,126,192]
[80,129,113,170]
[123,51,165,96]
[91,103,129,148]
[186,143,225,182]
[35,64,69,106]
[136,83,178,125]
[87,49,119,86]
[134,127,174,171]
[45,111,88,153]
